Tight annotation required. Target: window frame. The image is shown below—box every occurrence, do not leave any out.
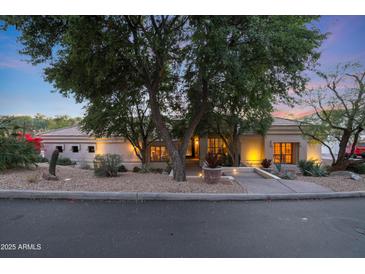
[273,142,294,164]
[71,145,80,153]
[207,137,227,156]
[150,145,168,162]
[56,145,63,153]
[88,146,95,153]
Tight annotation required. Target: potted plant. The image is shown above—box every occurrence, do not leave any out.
[261,158,272,172]
[203,152,222,184]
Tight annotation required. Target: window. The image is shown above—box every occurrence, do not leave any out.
[150,145,168,161]
[88,146,95,153]
[207,138,227,155]
[273,143,294,164]
[72,145,79,153]
[56,146,63,153]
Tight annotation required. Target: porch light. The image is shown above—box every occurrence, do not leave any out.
[198,172,203,177]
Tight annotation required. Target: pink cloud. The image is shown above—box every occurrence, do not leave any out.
[0,56,37,72]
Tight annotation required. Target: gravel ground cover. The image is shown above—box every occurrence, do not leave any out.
[0,164,245,193]
[297,174,365,192]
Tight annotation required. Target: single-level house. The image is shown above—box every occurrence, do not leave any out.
[39,117,322,169]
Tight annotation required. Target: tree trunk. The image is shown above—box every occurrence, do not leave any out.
[148,88,188,181]
[140,147,150,170]
[332,130,352,171]
[171,151,186,181]
[350,127,363,155]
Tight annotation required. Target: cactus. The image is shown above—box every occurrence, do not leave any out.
[49,149,59,176]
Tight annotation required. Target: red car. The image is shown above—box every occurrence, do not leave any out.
[346,142,365,158]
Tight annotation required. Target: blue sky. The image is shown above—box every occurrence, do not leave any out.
[1,16,365,118]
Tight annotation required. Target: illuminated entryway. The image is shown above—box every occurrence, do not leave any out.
[186,137,200,159]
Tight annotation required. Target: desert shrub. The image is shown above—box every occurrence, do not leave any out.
[57,157,76,166]
[164,161,172,174]
[79,160,91,170]
[279,170,297,180]
[133,166,141,173]
[261,159,272,168]
[150,168,163,174]
[220,154,233,167]
[347,164,365,174]
[118,164,128,172]
[274,162,282,173]
[204,152,222,168]
[94,154,121,177]
[298,160,328,177]
[0,136,38,170]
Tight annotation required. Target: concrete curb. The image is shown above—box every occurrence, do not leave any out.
[1,189,365,201]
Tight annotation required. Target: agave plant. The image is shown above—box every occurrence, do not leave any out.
[204,153,222,168]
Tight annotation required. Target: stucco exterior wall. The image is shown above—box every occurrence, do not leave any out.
[307,142,322,161]
[43,142,96,163]
[95,138,142,169]
[240,135,264,166]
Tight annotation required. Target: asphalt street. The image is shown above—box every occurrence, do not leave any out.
[0,198,365,257]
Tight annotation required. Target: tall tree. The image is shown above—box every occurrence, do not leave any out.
[1,16,324,181]
[80,90,157,169]
[299,63,365,170]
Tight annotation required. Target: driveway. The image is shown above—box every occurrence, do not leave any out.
[229,171,333,194]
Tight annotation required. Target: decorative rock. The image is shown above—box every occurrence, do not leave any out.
[350,173,362,181]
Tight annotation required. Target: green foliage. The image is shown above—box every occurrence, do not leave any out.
[2,16,325,180]
[150,168,164,174]
[93,154,121,177]
[0,114,81,134]
[49,149,59,176]
[80,92,156,167]
[299,63,365,169]
[347,164,365,174]
[35,155,49,163]
[362,153,365,159]
[298,160,328,177]
[274,162,282,173]
[221,154,233,167]
[56,157,75,166]
[118,164,128,172]
[0,136,38,170]
[164,161,173,174]
[133,166,141,173]
[279,171,297,180]
[0,116,13,137]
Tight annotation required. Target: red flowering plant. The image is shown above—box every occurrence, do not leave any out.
[17,132,42,153]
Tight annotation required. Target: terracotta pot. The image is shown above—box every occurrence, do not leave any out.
[203,166,222,184]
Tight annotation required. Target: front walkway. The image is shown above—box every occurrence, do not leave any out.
[230,172,333,194]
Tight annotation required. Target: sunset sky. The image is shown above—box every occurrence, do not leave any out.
[1,16,365,118]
